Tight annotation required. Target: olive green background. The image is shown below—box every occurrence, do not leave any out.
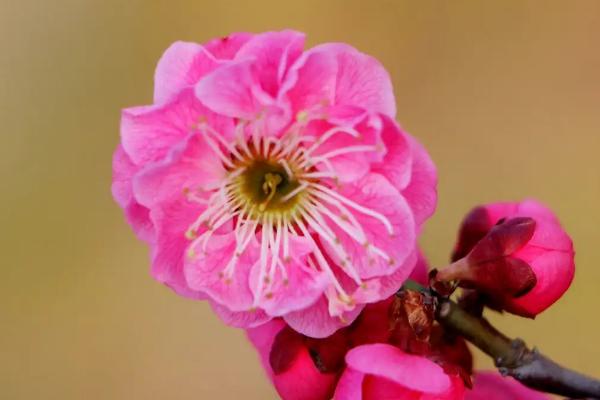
[2,1,599,398]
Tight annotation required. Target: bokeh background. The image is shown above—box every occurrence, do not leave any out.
[2,0,599,398]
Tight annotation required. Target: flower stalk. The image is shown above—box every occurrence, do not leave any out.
[401,282,600,399]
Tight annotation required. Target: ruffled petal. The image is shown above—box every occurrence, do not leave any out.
[210,301,271,329]
[320,173,416,280]
[153,42,222,104]
[371,116,412,192]
[133,133,226,208]
[111,145,155,243]
[150,199,206,299]
[121,89,218,165]
[185,232,259,311]
[235,30,305,97]
[251,236,329,317]
[284,295,364,338]
[204,32,254,60]
[401,136,438,228]
[195,60,264,119]
[318,43,396,116]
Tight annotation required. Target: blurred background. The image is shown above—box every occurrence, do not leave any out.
[2,0,599,398]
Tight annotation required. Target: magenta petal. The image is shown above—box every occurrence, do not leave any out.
[345,344,451,394]
[322,173,416,280]
[211,301,271,329]
[246,319,287,380]
[150,199,206,299]
[204,32,254,60]
[334,368,365,400]
[372,115,412,192]
[121,89,208,165]
[252,237,329,317]
[316,43,396,117]
[133,133,226,208]
[282,46,337,113]
[509,248,575,315]
[284,295,364,338]
[185,232,259,311]
[401,136,438,229]
[153,42,222,104]
[195,60,263,119]
[111,146,155,243]
[235,30,305,97]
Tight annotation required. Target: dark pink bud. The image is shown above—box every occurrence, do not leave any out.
[443,200,575,317]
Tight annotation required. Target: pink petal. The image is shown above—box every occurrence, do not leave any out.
[345,344,451,394]
[321,173,416,280]
[509,247,575,316]
[246,319,287,380]
[111,145,155,243]
[153,42,222,104]
[211,301,271,329]
[132,133,226,208]
[235,30,305,97]
[313,43,396,117]
[308,114,385,183]
[204,32,254,60]
[282,47,338,113]
[372,115,412,192]
[334,368,365,400]
[376,249,419,299]
[466,372,549,400]
[284,295,364,338]
[247,320,337,400]
[150,199,206,299]
[121,89,218,165]
[401,136,438,228]
[185,232,259,311]
[195,60,263,119]
[251,236,329,317]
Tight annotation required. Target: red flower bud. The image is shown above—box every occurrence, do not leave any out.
[442,200,575,317]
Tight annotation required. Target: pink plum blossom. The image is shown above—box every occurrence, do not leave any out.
[441,199,575,317]
[112,30,437,336]
[466,372,549,400]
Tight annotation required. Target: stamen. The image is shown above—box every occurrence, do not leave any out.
[280,182,308,203]
[310,183,394,234]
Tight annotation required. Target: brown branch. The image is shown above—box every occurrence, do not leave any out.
[436,297,600,399]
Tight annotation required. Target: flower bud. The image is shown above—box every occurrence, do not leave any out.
[440,200,575,317]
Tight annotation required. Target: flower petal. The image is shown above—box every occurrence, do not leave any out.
[320,173,416,280]
[149,199,206,299]
[153,42,222,104]
[185,232,259,311]
[319,43,396,116]
[334,368,365,400]
[345,343,451,394]
[401,136,438,229]
[111,146,154,243]
[195,60,263,119]
[133,133,226,208]
[121,89,220,165]
[204,32,254,60]
[235,30,305,97]
[284,295,364,338]
[210,301,271,329]
[252,236,329,317]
